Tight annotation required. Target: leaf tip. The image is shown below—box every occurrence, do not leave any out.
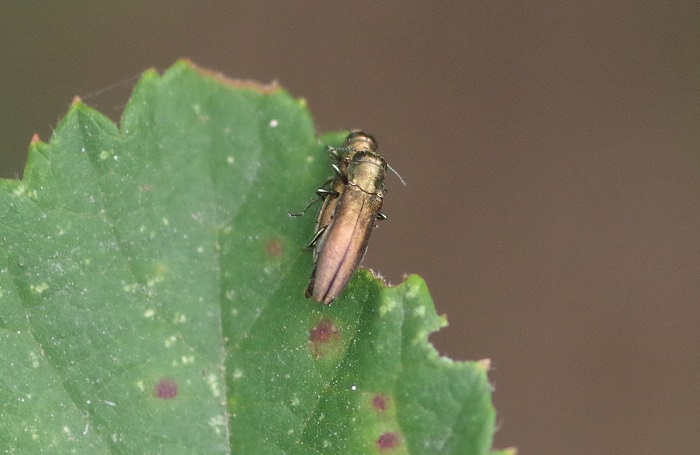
[30,133,42,145]
[477,358,492,371]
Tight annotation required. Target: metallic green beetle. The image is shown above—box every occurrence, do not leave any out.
[304,131,388,305]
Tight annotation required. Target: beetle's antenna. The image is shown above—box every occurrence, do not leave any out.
[387,163,406,186]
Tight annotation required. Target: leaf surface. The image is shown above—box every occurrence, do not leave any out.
[0,61,497,454]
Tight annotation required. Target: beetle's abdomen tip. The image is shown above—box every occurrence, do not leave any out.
[306,286,335,305]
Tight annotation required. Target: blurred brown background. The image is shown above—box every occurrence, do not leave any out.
[2,2,699,454]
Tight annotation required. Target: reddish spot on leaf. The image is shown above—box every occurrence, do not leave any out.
[309,317,340,358]
[372,394,389,412]
[377,432,400,451]
[310,318,338,343]
[154,378,178,399]
[265,238,283,257]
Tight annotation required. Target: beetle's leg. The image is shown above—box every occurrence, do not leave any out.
[331,163,349,184]
[316,188,338,198]
[373,212,387,228]
[288,180,338,217]
[305,226,327,249]
[288,197,322,217]
[305,268,317,299]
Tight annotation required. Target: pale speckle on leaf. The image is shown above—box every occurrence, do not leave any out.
[379,299,396,316]
[205,371,222,398]
[412,330,428,345]
[164,335,177,348]
[30,283,49,295]
[12,184,26,197]
[208,414,227,434]
[123,283,139,293]
[405,282,420,299]
[28,350,40,368]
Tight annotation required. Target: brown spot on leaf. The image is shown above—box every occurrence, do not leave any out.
[377,432,400,451]
[154,378,178,399]
[265,239,283,257]
[30,133,41,145]
[309,317,340,358]
[372,394,389,412]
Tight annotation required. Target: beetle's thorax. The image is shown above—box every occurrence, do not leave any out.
[347,151,387,195]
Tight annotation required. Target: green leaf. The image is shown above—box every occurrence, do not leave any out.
[0,60,498,454]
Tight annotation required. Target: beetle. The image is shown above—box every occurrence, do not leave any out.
[303,131,388,305]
